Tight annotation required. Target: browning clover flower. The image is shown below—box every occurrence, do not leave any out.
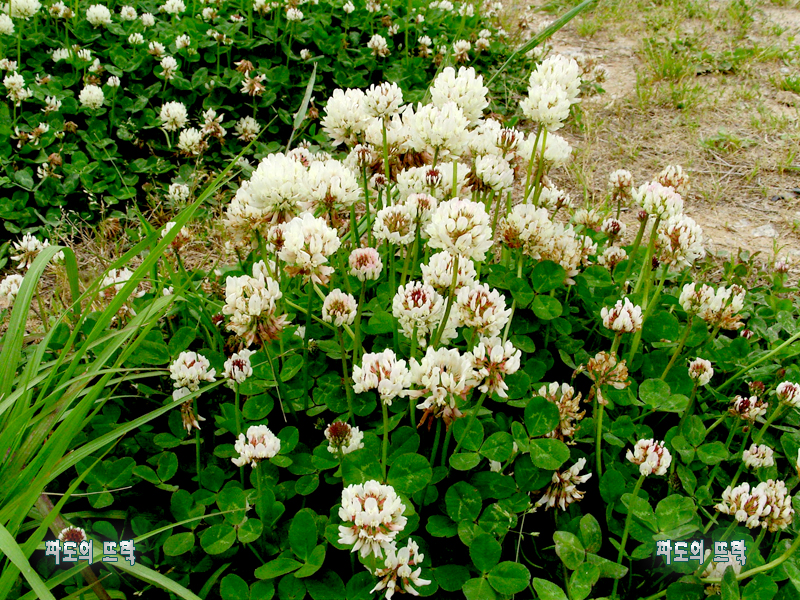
[325,421,364,455]
[535,458,592,511]
[535,382,585,442]
[352,349,412,405]
[578,351,630,405]
[371,540,431,598]
[466,336,521,398]
[599,246,627,271]
[715,480,794,531]
[626,439,672,477]
[455,283,512,338]
[232,424,281,467]
[338,480,407,558]
[601,297,642,333]
[688,357,713,386]
[58,526,88,544]
[729,395,767,422]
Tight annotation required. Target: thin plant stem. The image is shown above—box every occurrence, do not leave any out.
[522,126,542,200]
[195,427,202,478]
[611,474,645,599]
[440,425,452,468]
[430,418,442,463]
[661,316,694,380]
[381,400,390,481]
[620,219,648,287]
[450,392,487,458]
[301,283,314,411]
[263,341,294,421]
[632,216,660,296]
[718,328,800,392]
[502,252,524,343]
[432,253,460,348]
[338,329,355,423]
[235,383,244,485]
[353,282,366,365]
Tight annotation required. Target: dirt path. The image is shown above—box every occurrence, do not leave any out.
[507,0,800,265]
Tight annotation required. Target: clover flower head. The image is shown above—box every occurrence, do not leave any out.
[425,198,493,261]
[169,351,217,392]
[421,250,476,296]
[353,349,412,405]
[729,395,767,421]
[687,357,713,386]
[0,273,24,309]
[86,4,111,26]
[412,346,476,414]
[58,526,87,544]
[743,444,774,469]
[626,439,671,476]
[456,283,512,338]
[601,297,642,333]
[325,421,364,455]
[322,288,358,327]
[535,457,592,511]
[371,539,431,599]
[392,281,453,348]
[429,66,488,123]
[634,181,684,220]
[776,380,800,407]
[466,336,521,398]
[349,248,383,281]
[363,81,404,119]
[279,213,341,285]
[223,349,256,385]
[656,164,690,196]
[338,480,407,558]
[232,424,281,467]
[79,84,105,109]
[160,101,188,131]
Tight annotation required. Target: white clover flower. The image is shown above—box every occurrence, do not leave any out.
[4,71,31,105]
[466,336,521,398]
[656,164,690,196]
[175,34,191,49]
[456,283,512,338]
[405,101,471,158]
[716,480,793,531]
[177,127,206,155]
[349,248,383,281]
[598,246,627,270]
[473,154,514,192]
[343,0,354,12]
[160,101,188,131]
[517,130,573,169]
[338,481,407,558]
[86,4,111,26]
[634,181,684,220]
[429,66,488,123]
[141,11,155,25]
[160,0,185,14]
[0,273,24,309]
[535,457,592,511]
[302,159,362,212]
[0,13,15,33]
[167,182,190,203]
[730,395,768,421]
[161,221,190,249]
[159,55,179,79]
[223,349,256,385]
[372,539,431,598]
[42,96,61,117]
[106,75,121,88]
[425,198,492,261]
[321,88,369,146]
[626,439,671,477]
[232,425,281,467]
[688,358,713,386]
[9,0,41,19]
[776,381,800,407]
[11,233,47,268]
[58,526,88,544]
[353,349,412,405]
[452,39,470,62]
[363,81,404,119]
[222,264,287,346]
[743,444,774,469]
[651,213,705,268]
[325,421,364,455]
[520,81,572,131]
[609,169,634,198]
[300,48,311,60]
[368,34,390,57]
[279,213,341,285]
[530,54,582,102]
[412,346,476,412]
[601,297,643,333]
[692,284,746,330]
[402,192,438,227]
[128,32,145,44]
[392,281,454,348]
[119,5,136,20]
[148,41,166,56]
[286,6,303,20]
[322,289,357,327]
[374,204,415,245]
[232,152,307,225]
[421,250,476,295]
[497,204,555,256]
[169,351,217,391]
[701,548,743,584]
[51,47,71,61]
[235,116,260,141]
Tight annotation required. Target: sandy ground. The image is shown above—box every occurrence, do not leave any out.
[507,0,800,265]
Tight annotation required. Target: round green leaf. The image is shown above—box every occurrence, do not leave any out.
[579,514,602,554]
[289,509,318,561]
[531,261,567,293]
[639,379,670,408]
[449,452,481,471]
[453,418,484,452]
[480,432,513,462]
[487,562,531,594]
[200,524,237,555]
[255,557,303,580]
[306,571,346,600]
[388,453,432,495]
[463,578,497,600]
[697,442,728,465]
[238,518,263,544]
[434,565,470,593]
[425,515,458,538]
[163,532,195,556]
[532,578,569,600]
[554,531,585,570]
[445,481,482,522]
[524,396,560,437]
[528,438,570,470]
[220,574,249,600]
[568,564,600,600]
[532,295,562,320]
[470,533,501,572]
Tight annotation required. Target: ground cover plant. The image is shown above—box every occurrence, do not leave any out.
[3,3,800,600]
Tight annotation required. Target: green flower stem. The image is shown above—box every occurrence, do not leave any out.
[596,333,623,477]
[719,533,800,583]
[440,424,452,469]
[195,426,202,478]
[350,204,360,248]
[620,219,648,287]
[382,120,391,190]
[718,328,800,392]
[450,391,487,459]
[726,405,786,492]
[262,341,295,421]
[337,329,355,423]
[677,382,700,432]
[409,324,419,427]
[300,282,314,411]
[522,126,542,201]
[627,264,667,366]
[430,418,442,464]
[489,191,503,239]
[432,253,460,348]
[502,252,524,343]
[362,167,373,246]
[702,420,741,515]
[705,413,727,436]
[353,282,366,365]
[528,128,549,206]
[611,474,646,600]
[400,221,420,288]
[660,316,694,380]
[451,160,458,198]
[632,216,661,296]
[255,462,264,515]
[235,383,243,485]
[381,400,390,481]
[390,245,400,354]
